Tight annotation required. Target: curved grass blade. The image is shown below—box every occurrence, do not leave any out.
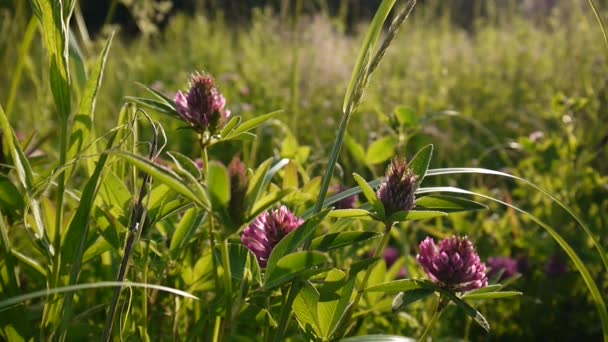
[588,0,608,51]
[0,281,198,310]
[417,185,608,340]
[425,167,608,273]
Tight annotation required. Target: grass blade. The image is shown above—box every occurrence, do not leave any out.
[67,32,114,171]
[0,281,198,310]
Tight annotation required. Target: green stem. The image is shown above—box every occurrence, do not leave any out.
[311,109,351,218]
[220,238,233,338]
[274,283,297,341]
[334,222,393,337]
[418,296,447,342]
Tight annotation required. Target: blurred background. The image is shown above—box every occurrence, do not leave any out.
[1,0,607,340]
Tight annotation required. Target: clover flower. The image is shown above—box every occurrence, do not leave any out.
[487,256,519,281]
[376,158,418,217]
[417,236,488,292]
[544,253,568,277]
[241,206,304,267]
[228,157,249,225]
[174,72,230,134]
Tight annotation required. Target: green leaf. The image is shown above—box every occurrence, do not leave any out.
[207,161,231,208]
[247,189,293,222]
[462,291,522,300]
[220,116,241,138]
[165,151,202,180]
[342,0,397,113]
[328,209,371,219]
[0,104,45,239]
[225,110,281,139]
[340,335,416,342]
[135,81,175,106]
[414,195,487,213]
[33,0,71,120]
[386,210,447,223]
[365,136,397,165]
[68,30,86,89]
[317,270,356,338]
[110,151,209,209]
[344,134,366,164]
[394,106,419,127]
[245,158,273,206]
[310,232,380,251]
[170,208,205,256]
[62,131,117,264]
[365,279,426,294]
[353,173,384,220]
[125,96,177,116]
[265,208,331,278]
[407,144,433,182]
[0,176,25,213]
[264,251,330,289]
[391,289,434,312]
[82,238,112,263]
[68,33,114,172]
[293,281,321,337]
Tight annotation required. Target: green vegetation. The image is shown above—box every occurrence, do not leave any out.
[0,0,607,340]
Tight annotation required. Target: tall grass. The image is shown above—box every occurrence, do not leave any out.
[0,0,607,340]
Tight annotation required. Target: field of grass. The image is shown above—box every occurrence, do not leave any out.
[0,0,607,341]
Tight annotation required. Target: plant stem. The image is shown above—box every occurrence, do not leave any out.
[274,282,298,341]
[418,296,447,342]
[334,222,393,337]
[220,238,233,338]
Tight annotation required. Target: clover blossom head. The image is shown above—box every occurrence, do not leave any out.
[487,256,519,281]
[417,236,488,292]
[228,157,249,225]
[241,206,303,267]
[376,158,418,217]
[174,72,230,134]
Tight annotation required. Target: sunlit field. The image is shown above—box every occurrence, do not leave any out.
[0,0,607,340]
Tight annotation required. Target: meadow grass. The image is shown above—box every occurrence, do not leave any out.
[0,0,607,340]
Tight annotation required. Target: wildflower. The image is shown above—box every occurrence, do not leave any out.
[174,72,230,134]
[486,256,518,281]
[383,247,408,279]
[383,247,400,268]
[417,236,488,292]
[241,206,304,267]
[228,157,249,225]
[376,158,418,217]
[330,184,358,210]
[544,254,568,277]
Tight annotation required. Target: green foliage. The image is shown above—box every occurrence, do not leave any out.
[0,0,607,341]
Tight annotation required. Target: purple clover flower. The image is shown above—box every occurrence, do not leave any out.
[376,158,418,217]
[330,184,358,210]
[417,236,488,292]
[486,256,519,281]
[544,254,568,277]
[174,72,231,134]
[241,206,303,267]
[383,247,400,268]
[228,157,249,225]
